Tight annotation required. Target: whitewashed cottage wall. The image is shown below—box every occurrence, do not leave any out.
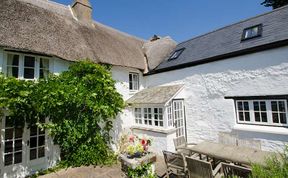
[145,46,288,152]
[110,66,146,150]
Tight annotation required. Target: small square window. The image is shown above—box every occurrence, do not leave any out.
[168,48,185,61]
[241,24,262,41]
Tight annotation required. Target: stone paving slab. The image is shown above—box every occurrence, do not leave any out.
[39,165,126,178]
[40,155,167,178]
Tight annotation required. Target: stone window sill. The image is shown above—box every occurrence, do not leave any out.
[233,124,288,135]
[131,126,176,134]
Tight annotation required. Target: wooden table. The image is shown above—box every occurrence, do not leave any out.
[183,141,276,165]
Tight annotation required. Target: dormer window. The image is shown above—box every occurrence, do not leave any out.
[168,48,185,61]
[241,24,262,41]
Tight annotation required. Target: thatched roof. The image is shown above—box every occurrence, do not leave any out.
[0,0,146,70]
[143,36,177,71]
[127,85,184,105]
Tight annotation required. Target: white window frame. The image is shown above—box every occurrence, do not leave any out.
[134,108,142,124]
[134,106,165,128]
[167,101,173,127]
[236,99,288,127]
[129,72,139,91]
[153,108,164,127]
[4,52,50,80]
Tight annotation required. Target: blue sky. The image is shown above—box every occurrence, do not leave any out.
[52,0,271,42]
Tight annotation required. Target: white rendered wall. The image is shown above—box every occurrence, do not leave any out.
[132,128,176,155]
[51,57,70,75]
[111,66,145,100]
[146,46,288,152]
[110,66,146,150]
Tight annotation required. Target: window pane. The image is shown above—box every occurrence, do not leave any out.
[30,137,37,148]
[245,112,250,121]
[15,140,22,152]
[40,69,49,79]
[38,147,45,158]
[5,141,13,153]
[7,67,19,78]
[155,121,158,126]
[279,101,286,112]
[38,136,45,146]
[7,54,19,77]
[261,113,267,122]
[237,102,243,111]
[239,112,244,121]
[14,152,22,164]
[253,102,259,111]
[24,56,35,67]
[273,113,279,123]
[24,68,35,79]
[7,54,19,66]
[15,128,23,139]
[271,101,278,111]
[5,154,13,166]
[30,126,37,136]
[280,113,287,124]
[30,149,37,160]
[244,102,249,110]
[5,129,13,140]
[260,102,266,111]
[255,112,260,122]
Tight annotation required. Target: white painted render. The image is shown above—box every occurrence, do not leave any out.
[1,43,288,176]
[145,46,288,152]
[111,66,145,101]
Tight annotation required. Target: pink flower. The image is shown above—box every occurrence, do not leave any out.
[129,135,135,143]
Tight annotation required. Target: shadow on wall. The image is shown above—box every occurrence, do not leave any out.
[231,130,288,152]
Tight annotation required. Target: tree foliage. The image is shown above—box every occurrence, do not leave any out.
[261,0,288,9]
[0,60,125,166]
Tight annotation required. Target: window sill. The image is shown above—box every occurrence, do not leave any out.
[233,124,288,135]
[131,126,176,134]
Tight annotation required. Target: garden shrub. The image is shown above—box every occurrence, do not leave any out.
[0,60,125,167]
[251,145,288,178]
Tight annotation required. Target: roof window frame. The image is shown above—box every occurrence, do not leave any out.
[168,48,185,61]
[241,24,263,41]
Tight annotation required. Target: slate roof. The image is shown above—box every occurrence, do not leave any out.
[127,85,184,105]
[150,5,288,74]
[0,0,146,70]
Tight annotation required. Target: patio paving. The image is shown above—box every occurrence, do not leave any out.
[40,155,167,178]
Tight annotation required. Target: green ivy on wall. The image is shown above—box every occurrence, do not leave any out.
[0,60,125,167]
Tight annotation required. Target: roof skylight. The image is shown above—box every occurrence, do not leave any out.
[168,48,185,61]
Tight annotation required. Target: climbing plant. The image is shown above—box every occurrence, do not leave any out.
[0,60,125,167]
